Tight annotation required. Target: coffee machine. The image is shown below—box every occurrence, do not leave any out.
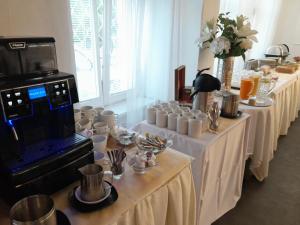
[0,37,94,203]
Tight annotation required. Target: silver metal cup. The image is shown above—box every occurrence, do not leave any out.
[79,164,106,202]
[9,195,56,225]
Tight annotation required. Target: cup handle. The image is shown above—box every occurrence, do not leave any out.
[268,80,276,94]
[248,80,254,96]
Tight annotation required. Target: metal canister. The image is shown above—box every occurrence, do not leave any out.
[192,92,214,113]
[221,92,240,118]
[9,195,57,225]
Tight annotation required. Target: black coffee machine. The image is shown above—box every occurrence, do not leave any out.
[0,37,94,204]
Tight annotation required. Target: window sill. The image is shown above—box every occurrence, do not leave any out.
[74,99,127,115]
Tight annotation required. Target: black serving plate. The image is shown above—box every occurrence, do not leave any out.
[56,210,71,225]
[221,110,243,119]
[69,182,118,212]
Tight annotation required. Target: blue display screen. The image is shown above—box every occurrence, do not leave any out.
[28,86,47,100]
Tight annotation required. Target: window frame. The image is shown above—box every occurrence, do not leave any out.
[72,0,129,106]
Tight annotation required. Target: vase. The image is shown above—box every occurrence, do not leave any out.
[217,57,234,91]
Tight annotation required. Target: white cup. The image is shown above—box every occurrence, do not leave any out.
[93,122,110,135]
[91,135,107,152]
[188,118,203,138]
[181,107,190,112]
[163,107,173,114]
[177,116,188,135]
[196,113,209,132]
[81,106,97,121]
[183,112,194,119]
[146,107,157,124]
[168,113,178,131]
[172,108,183,115]
[101,110,116,128]
[160,103,169,108]
[152,104,162,110]
[74,109,81,122]
[168,100,179,107]
[76,118,92,131]
[156,110,168,128]
[94,107,105,116]
[190,109,201,117]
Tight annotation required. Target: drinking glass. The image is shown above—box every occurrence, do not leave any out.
[256,76,276,102]
[249,74,261,97]
[240,76,254,100]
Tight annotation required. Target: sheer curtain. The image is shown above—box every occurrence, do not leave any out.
[218,0,282,80]
[115,0,179,127]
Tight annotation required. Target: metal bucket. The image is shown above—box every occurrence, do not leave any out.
[9,195,56,225]
[192,92,214,113]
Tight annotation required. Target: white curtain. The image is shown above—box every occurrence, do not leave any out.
[218,0,282,80]
[113,0,180,127]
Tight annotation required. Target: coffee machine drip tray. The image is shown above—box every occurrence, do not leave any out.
[6,134,92,181]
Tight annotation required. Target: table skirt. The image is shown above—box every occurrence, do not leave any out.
[134,115,250,225]
[111,165,196,225]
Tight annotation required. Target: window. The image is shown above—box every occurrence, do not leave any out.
[70,0,132,104]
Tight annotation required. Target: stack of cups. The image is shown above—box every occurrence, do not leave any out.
[188,118,203,138]
[94,107,105,122]
[177,116,189,135]
[81,106,97,122]
[167,113,178,131]
[145,101,207,138]
[146,107,157,124]
[196,113,209,132]
[156,110,168,128]
[101,110,116,128]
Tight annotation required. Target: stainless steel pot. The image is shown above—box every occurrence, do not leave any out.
[9,195,56,225]
[221,92,240,118]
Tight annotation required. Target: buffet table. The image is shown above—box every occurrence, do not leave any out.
[0,149,196,225]
[238,69,300,181]
[133,114,250,225]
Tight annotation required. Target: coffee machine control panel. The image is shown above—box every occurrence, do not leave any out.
[0,80,71,121]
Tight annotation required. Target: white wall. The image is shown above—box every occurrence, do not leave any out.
[197,0,220,75]
[272,0,300,57]
[0,0,76,74]
[179,0,204,85]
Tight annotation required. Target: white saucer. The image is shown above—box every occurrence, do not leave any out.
[241,97,273,107]
[75,182,111,205]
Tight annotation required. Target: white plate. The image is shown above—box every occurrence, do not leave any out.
[75,182,111,205]
[240,97,273,107]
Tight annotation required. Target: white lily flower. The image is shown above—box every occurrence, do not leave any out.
[236,15,247,29]
[239,38,253,50]
[248,35,258,42]
[210,36,231,55]
[235,22,258,38]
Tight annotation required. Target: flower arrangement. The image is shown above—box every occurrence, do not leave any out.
[199,13,258,60]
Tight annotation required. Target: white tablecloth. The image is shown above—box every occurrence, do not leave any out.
[239,104,275,181]
[133,115,250,225]
[0,149,196,225]
[271,71,300,142]
[238,70,300,181]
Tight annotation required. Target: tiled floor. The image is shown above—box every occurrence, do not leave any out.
[213,114,300,225]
